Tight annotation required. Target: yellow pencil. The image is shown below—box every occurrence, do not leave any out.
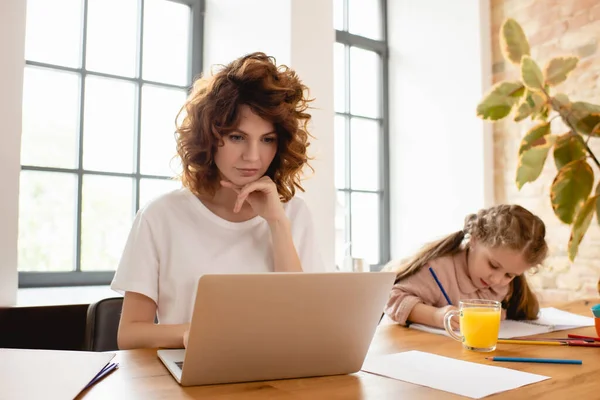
[498,339,565,346]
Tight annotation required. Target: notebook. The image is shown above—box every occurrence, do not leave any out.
[0,348,116,400]
[409,307,595,338]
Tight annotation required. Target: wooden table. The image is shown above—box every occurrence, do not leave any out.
[79,298,600,399]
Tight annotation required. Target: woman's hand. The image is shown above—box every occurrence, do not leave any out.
[183,329,189,348]
[434,305,460,330]
[220,177,286,223]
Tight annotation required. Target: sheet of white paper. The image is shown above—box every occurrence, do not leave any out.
[408,307,595,339]
[0,348,115,400]
[362,350,549,399]
[533,307,594,328]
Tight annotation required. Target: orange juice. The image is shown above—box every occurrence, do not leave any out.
[460,307,501,349]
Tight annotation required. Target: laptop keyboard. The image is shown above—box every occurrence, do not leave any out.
[175,361,183,370]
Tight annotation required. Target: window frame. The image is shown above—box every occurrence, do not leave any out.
[335,0,390,270]
[18,0,205,288]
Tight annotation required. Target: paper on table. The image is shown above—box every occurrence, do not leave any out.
[409,307,595,339]
[362,350,549,399]
[0,348,115,400]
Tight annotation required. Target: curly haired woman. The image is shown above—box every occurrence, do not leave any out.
[112,52,324,349]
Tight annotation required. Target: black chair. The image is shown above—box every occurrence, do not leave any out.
[84,297,123,352]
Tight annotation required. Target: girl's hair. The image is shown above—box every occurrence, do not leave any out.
[175,52,312,202]
[387,204,548,320]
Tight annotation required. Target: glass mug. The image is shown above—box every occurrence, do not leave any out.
[443,299,501,352]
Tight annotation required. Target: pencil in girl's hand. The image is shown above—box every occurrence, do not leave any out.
[428,267,452,306]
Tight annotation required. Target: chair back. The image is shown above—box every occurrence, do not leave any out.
[84,297,123,351]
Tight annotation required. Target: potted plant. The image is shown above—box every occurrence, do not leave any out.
[476,19,600,294]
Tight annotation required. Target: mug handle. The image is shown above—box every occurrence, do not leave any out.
[443,309,463,342]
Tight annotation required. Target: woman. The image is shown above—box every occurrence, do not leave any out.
[112,52,324,349]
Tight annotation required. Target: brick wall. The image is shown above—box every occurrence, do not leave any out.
[490,0,600,303]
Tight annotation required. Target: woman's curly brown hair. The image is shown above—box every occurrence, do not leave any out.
[175,52,313,202]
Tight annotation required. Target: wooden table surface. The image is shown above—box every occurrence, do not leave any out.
[79,298,600,399]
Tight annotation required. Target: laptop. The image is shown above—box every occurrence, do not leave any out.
[157,271,396,386]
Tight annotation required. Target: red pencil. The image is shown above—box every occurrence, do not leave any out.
[567,333,600,342]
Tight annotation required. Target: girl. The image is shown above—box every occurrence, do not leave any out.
[111,52,324,349]
[384,204,548,329]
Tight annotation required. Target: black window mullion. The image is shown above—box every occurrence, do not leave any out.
[74,0,90,273]
[133,0,145,214]
[345,43,353,259]
[189,0,205,82]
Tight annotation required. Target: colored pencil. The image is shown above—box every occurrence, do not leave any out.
[428,267,452,306]
[568,333,600,342]
[498,339,600,347]
[498,339,564,346]
[486,356,582,365]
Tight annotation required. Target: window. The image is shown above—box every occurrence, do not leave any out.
[334,0,389,270]
[18,0,204,287]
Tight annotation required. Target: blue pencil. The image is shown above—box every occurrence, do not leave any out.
[428,267,452,306]
[486,357,582,365]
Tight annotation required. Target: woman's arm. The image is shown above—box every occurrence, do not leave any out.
[221,177,304,272]
[268,217,303,272]
[117,292,189,350]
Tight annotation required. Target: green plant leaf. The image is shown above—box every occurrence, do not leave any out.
[521,56,545,91]
[568,195,598,261]
[514,102,533,122]
[544,57,579,86]
[476,81,524,120]
[552,93,571,110]
[553,132,587,170]
[518,122,551,155]
[550,159,594,224]
[500,19,530,64]
[524,90,546,114]
[534,106,550,121]
[596,182,600,226]
[569,102,600,136]
[516,134,556,189]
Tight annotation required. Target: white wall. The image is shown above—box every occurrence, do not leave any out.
[0,0,26,306]
[204,0,336,270]
[388,0,493,260]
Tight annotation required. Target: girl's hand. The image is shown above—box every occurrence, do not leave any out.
[434,305,460,330]
[220,177,286,223]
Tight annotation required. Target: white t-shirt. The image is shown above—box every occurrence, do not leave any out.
[111,188,324,324]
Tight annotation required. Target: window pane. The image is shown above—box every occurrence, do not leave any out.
[348,0,382,40]
[350,118,380,191]
[143,0,191,85]
[351,192,379,265]
[18,171,77,272]
[334,0,344,31]
[334,115,348,189]
[25,0,83,68]
[350,47,380,118]
[140,178,181,208]
[334,43,346,113]
[83,76,136,173]
[21,67,80,169]
[86,0,138,77]
[140,85,187,177]
[81,175,134,271]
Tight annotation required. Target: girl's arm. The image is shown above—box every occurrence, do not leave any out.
[408,303,459,329]
[385,262,457,326]
[117,291,189,350]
